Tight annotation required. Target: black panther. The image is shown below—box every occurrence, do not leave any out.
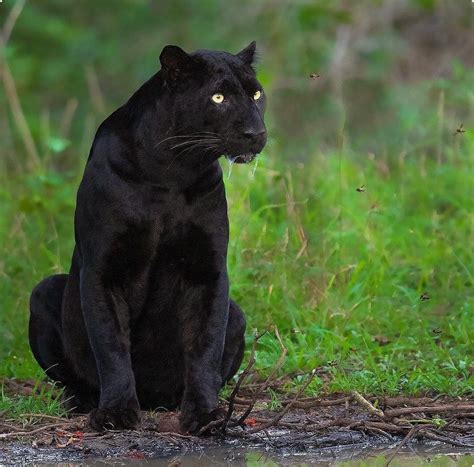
[28,42,267,433]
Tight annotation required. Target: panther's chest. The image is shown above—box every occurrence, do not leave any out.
[123,184,228,316]
[155,219,225,284]
[125,178,228,288]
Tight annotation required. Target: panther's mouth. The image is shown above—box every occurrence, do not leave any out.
[225,153,258,164]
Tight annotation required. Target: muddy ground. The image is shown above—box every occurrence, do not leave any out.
[1,386,473,465]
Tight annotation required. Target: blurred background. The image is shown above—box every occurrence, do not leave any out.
[0,0,473,395]
[1,0,473,169]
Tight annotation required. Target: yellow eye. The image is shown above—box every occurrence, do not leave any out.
[253,90,261,100]
[211,93,224,104]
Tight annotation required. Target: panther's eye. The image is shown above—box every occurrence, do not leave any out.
[211,93,224,104]
[253,90,261,100]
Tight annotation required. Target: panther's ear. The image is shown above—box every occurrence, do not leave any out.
[236,41,257,66]
[159,45,195,82]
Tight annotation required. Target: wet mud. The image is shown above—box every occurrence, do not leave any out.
[1,395,473,465]
[1,425,473,465]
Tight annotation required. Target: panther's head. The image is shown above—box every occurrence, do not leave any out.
[159,42,267,164]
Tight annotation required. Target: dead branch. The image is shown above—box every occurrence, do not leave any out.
[364,426,394,440]
[196,418,225,436]
[155,431,199,440]
[362,421,409,433]
[282,395,351,409]
[351,390,385,418]
[251,417,309,430]
[233,326,288,427]
[0,423,26,432]
[416,428,474,448]
[384,426,419,466]
[385,404,474,418]
[222,330,265,431]
[20,413,70,422]
[246,369,318,434]
[371,396,434,408]
[0,422,71,440]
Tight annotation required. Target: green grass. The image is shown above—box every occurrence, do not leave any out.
[1,0,473,424]
[0,382,65,424]
[1,136,473,418]
[226,147,473,396]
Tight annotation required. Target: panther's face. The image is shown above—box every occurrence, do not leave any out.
[159,42,267,164]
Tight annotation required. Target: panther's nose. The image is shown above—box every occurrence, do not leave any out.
[243,128,266,141]
[243,128,267,152]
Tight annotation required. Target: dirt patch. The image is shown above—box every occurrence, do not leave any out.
[1,391,473,464]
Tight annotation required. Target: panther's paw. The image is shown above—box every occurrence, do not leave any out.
[88,407,141,431]
[179,403,226,434]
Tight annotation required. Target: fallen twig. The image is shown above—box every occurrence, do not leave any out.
[362,421,409,433]
[385,404,474,418]
[371,396,434,408]
[222,330,265,432]
[365,426,394,440]
[155,431,199,440]
[282,395,351,409]
[246,369,318,434]
[0,423,71,440]
[416,428,474,448]
[234,326,288,427]
[20,413,70,423]
[351,390,385,418]
[196,418,225,436]
[384,426,419,466]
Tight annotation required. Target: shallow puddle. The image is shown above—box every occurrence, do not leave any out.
[27,445,474,466]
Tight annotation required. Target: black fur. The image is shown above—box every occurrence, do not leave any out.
[28,42,266,433]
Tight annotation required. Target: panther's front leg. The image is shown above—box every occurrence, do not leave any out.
[179,271,230,433]
[80,268,141,431]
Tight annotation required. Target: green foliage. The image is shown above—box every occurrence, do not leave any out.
[0,381,65,422]
[2,0,472,169]
[1,142,472,397]
[0,0,473,414]
[225,143,473,396]
[266,389,282,410]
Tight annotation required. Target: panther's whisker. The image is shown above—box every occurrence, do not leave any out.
[174,141,218,157]
[156,132,220,147]
[166,147,196,170]
[159,136,219,150]
[166,141,219,170]
[170,138,220,150]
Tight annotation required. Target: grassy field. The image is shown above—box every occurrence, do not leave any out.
[1,0,473,421]
[1,134,473,417]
